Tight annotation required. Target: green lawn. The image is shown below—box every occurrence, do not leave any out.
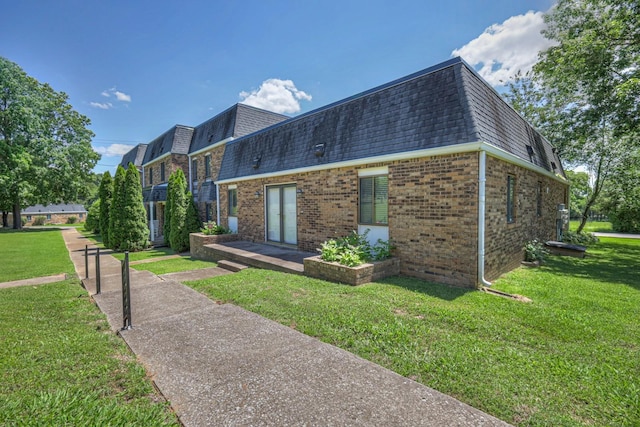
[131,256,217,275]
[0,228,75,282]
[569,220,613,232]
[78,229,178,261]
[0,229,179,425]
[186,237,640,426]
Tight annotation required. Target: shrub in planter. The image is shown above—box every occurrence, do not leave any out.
[319,230,394,267]
[201,221,231,236]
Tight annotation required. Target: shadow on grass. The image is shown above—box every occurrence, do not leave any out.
[0,227,62,234]
[377,275,475,301]
[541,240,640,291]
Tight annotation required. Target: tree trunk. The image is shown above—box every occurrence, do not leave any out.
[12,203,22,229]
[2,212,7,228]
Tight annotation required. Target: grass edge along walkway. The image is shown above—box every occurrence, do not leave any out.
[186,237,640,427]
[0,229,179,426]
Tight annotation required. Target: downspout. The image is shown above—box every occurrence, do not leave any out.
[216,183,221,225]
[478,150,492,287]
[188,155,192,193]
[149,193,154,241]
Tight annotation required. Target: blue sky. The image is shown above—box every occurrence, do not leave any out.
[1,0,555,174]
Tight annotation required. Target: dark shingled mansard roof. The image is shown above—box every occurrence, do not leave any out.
[218,57,565,181]
[142,125,195,165]
[189,103,289,154]
[119,144,148,168]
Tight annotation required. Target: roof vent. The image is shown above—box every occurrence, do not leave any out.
[252,155,262,169]
[314,143,325,157]
[526,145,534,157]
[551,161,557,170]
[552,147,558,154]
[208,134,213,142]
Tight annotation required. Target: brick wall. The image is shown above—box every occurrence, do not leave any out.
[144,154,189,187]
[191,145,225,221]
[20,212,86,226]
[218,152,568,288]
[483,155,568,281]
[389,154,479,286]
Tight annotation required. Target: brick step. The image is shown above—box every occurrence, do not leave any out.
[218,259,249,272]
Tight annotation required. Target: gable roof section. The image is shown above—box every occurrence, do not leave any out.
[189,103,288,154]
[119,144,148,168]
[142,125,194,165]
[218,58,564,181]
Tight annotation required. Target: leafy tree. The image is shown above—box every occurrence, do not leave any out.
[84,199,101,234]
[564,170,590,218]
[601,148,640,232]
[505,0,639,233]
[108,166,126,250]
[119,164,149,251]
[0,57,100,229]
[169,169,188,252]
[98,172,113,248]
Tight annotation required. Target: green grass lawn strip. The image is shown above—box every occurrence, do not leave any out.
[0,280,178,425]
[130,256,217,275]
[186,237,640,426]
[0,229,75,282]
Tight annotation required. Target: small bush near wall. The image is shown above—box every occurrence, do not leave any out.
[66,216,78,224]
[32,216,46,226]
[320,230,394,267]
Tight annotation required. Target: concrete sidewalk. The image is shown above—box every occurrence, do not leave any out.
[61,228,511,426]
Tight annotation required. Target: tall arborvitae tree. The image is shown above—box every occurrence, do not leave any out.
[163,172,174,245]
[183,191,202,248]
[169,169,188,252]
[108,165,126,250]
[120,163,149,251]
[98,171,113,248]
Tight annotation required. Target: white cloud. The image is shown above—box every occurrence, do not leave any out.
[101,91,110,97]
[94,143,135,157]
[114,91,131,102]
[452,10,556,86]
[90,102,113,110]
[239,78,312,114]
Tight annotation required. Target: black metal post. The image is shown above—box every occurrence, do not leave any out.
[121,251,132,330]
[84,245,89,279]
[95,247,101,295]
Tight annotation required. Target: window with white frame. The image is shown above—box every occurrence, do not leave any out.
[359,174,388,225]
[228,188,238,216]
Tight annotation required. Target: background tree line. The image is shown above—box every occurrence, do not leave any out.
[504,0,639,232]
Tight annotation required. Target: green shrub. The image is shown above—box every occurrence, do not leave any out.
[32,216,46,226]
[563,230,599,246]
[523,239,548,262]
[201,221,230,235]
[320,230,394,267]
[66,216,77,224]
[84,199,100,233]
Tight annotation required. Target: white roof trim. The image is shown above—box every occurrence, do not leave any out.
[142,151,171,167]
[189,137,234,157]
[216,141,567,185]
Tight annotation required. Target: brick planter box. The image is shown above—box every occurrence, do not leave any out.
[304,256,400,286]
[190,232,239,260]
